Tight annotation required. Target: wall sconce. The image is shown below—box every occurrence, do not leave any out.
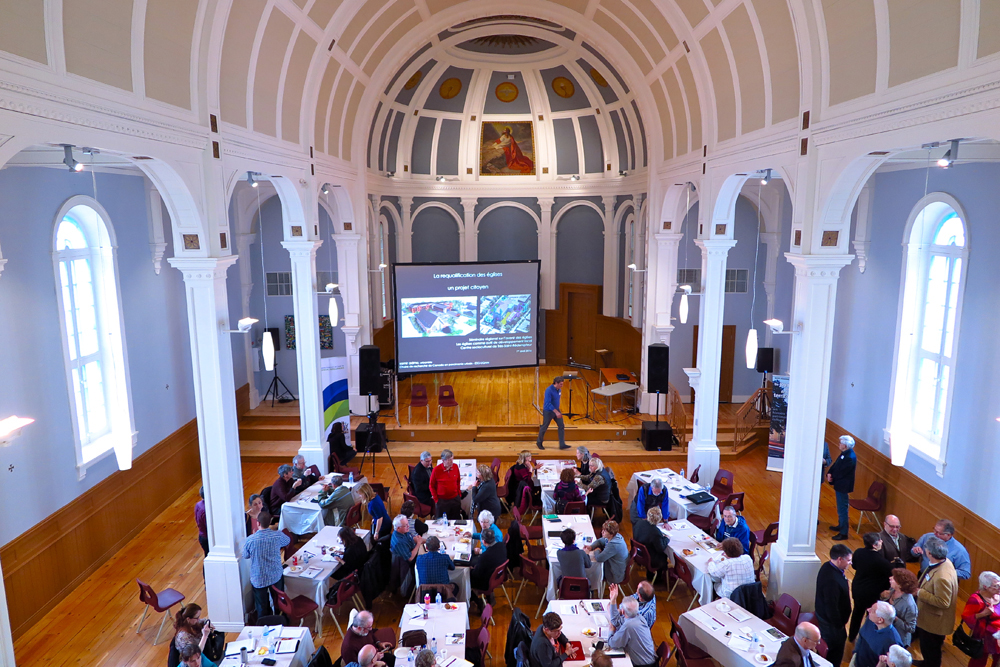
[627,263,646,273]
[0,416,34,446]
[223,317,258,334]
[764,319,801,334]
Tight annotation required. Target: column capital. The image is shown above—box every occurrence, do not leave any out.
[784,253,853,278]
[694,238,737,255]
[602,194,617,209]
[281,239,322,258]
[537,197,555,213]
[654,231,684,243]
[168,255,239,281]
[333,233,363,245]
[460,196,479,209]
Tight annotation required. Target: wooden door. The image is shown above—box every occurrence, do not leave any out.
[691,324,737,403]
[567,291,597,368]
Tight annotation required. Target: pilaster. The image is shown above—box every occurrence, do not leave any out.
[601,195,618,316]
[461,196,478,262]
[334,233,368,414]
[538,197,556,309]
[399,196,413,263]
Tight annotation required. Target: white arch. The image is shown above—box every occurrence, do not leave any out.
[552,200,605,230]
[412,201,464,231]
[380,201,403,239]
[473,201,541,233]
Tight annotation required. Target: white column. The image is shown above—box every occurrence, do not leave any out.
[601,195,618,316]
[630,194,645,328]
[686,239,736,485]
[334,233,368,414]
[768,254,853,609]
[282,240,327,473]
[852,182,875,274]
[235,231,260,407]
[168,256,248,630]
[399,196,413,263]
[461,196,478,262]
[642,229,683,413]
[538,198,556,309]
[145,182,168,274]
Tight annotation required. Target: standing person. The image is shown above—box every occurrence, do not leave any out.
[773,622,822,667]
[411,452,434,508]
[852,601,902,667]
[430,449,463,519]
[356,483,391,538]
[815,544,853,666]
[911,519,972,580]
[960,571,1000,667]
[915,536,958,667]
[240,515,290,618]
[245,493,264,537]
[881,568,919,647]
[850,532,895,642]
[631,478,669,524]
[537,377,569,450]
[194,487,208,556]
[826,435,857,541]
[878,515,916,568]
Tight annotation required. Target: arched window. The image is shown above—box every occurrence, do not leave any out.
[53,197,134,477]
[887,194,968,473]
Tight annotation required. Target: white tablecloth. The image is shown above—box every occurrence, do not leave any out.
[219,625,315,667]
[439,459,477,516]
[626,468,716,520]
[398,602,471,660]
[414,520,474,602]
[279,474,368,534]
[535,460,576,513]
[543,599,633,667]
[679,599,832,667]
[659,519,720,605]
[542,515,604,599]
[283,526,372,611]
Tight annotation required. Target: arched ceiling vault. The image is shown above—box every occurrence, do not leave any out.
[0,1,995,171]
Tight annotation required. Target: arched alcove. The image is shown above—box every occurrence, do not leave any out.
[477,206,538,261]
[556,204,604,306]
[412,206,460,262]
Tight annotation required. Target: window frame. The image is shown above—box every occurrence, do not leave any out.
[884,192,969,475]
[51,196,136,479]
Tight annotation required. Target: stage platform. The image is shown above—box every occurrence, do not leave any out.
[240,365,765,463]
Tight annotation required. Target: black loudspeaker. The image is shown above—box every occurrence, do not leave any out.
[647,344,670,393]
[641,422,674,451]
[356,422,386,452]
[755,347,774,374]
[266,327,281,350]
[359,345,381,395]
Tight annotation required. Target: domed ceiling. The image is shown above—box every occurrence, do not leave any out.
[366,16,646,182]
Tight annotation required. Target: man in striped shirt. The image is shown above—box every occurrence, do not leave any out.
[241,514,290,618]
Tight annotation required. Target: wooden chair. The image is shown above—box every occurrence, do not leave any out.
[409,383,429,422]
[438,385,460,423]
[767,593,801,636]
[557,576,589,600]
[849,481,886,533]
[135,579,185,645]
[710,469,735,500]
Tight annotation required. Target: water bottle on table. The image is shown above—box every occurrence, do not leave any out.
[349,471,354,484]
[436,592,442,610]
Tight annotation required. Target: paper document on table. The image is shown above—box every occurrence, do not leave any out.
[225,639,254,656]
[276,639,299,654]
[409,619,427,627]
[574,516,589,523]
[727,608,752,622]
[301,566,323,579]
[447,633,464,645]
[670,521,692,530]
[727,637,753,652]
[689,609,724,631]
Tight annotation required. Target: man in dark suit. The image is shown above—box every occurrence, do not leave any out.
[877,515,916,567]
[411,451,434,507]
[815,544,853,666]
[826,435,857,540]
[470,529,507,608]
[774,622,822,667]
[529,612,578,667]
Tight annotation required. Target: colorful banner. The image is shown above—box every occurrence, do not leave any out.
[321,357,352,447]
[767,374,789,472]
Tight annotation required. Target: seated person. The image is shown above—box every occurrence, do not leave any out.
[328,421,356,465]
[706,537,755,599]
[575,447,592,476]
[773,623,821,667]
[852,601,902,667]
[630,478,668,524]
[471,510,503,544]
[291,454,318,488]
[411,452,434,508]
[585,520,628,588]
[608,581,657,629]
[245,493,263,536]
[530,612,578,667]
[342,611,395,667]
[390,515,421,564]
[416,536,459,599]
[470,529,507,608]
[269,464,306,514]
[179,644,217,667]
[471,465,502,519]
[607,597,658,667]
[318,476,355,526]
[579,458,612,511]
[556,528,591,585]
[399,499,428,537]
[332,526,369,580]
[508,451,538,506]
[553,468,584,511]
[632,506,671,572]
[715,506,752,554]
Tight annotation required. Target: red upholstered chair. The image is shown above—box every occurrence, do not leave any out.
[558,576,589,600]
[438,385,460,423]
[515,556,551,617]
[329,451,360,477]
[720,492,745,514]
[404,492,433,519]
[471,560,511,608]
[849,481,886,533]
[409,384,430,422]
[519,522,546,561]
[343,502,363,529]
[710,469,735,500]
[667,558,700,609]
[767,593,801,636]
[135,579,185,645]
[689,465,701,485]
[751,522,779,556]
[272,585,321,634]
[324,573,362,638]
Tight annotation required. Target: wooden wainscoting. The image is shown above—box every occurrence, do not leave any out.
[0,397,212,638]
[826,419,999,600]
[373,320,395,362]
[236,382,251,417]
[545,283,641,372]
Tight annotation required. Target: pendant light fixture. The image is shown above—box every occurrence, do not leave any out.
[677,183,693,323]
[322,186,340,326]
[256,180,275,372]
[745,173,763,369]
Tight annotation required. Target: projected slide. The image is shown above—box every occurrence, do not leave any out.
[400,297,478,338]
[393,261,540,373]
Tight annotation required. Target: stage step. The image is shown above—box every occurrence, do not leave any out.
[238,423,302,441]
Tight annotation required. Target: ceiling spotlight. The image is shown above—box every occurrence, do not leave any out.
[937,139,960,168]
[386,171,395,178]
[436,176,446,182]
[247,171,258,188]
[619,170,628,177]
[321,183,331,194]
[62,145,83,172]
[570,175,580,181]
[760,168,771,185]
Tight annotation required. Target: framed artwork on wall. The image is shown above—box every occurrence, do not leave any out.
[480,121,535,175]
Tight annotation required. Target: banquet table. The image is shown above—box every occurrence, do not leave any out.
[542,515,604,599]
[543,599,633,667]
[626,467,716,520]
[414,519,475,602]
[535,459,576,513]
[679,598,833,667]
[439,458,477,516]
[397,602,471,663]
[279,473,368,534]
[282,525,372,615]
[219,625,315,667]
[658,519,721,606]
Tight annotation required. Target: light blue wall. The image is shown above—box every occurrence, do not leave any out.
[0,167,195,545]
[478,206,538,261]
[412,206,460,262]
[555,204,604,308]
[828,163,1000,526]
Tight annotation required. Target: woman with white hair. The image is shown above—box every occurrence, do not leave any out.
[960,571,1000,667]
[826,434,857,540]
[472,509,503,544]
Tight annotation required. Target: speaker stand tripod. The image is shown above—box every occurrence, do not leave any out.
[357,393,403,488]
[262,360,296,407]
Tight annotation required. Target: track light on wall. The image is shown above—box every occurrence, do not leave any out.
[570,174,580,181]
[62,145,83,172]
[222,317,259,334]
[619,170,628,177]
[386,171,395,178]
[937,139,960,168]
[760,168,771,185]
[627,263,646,273]
[321,183,331,194]
[247,171,258,188]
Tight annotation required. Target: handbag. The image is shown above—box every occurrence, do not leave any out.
[953,621,985,659]
[203,629,226,663]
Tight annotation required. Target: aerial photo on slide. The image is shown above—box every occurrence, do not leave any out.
[479,294,532,334]
[400,297,479,337]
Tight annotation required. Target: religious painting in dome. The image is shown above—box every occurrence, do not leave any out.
[480,122,535,175]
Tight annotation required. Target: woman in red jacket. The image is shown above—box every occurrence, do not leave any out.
[961,571,1000,667]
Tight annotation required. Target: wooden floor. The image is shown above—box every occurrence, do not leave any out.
[10,445,973,667]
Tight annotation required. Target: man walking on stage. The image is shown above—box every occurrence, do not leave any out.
[537,377,570,450]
